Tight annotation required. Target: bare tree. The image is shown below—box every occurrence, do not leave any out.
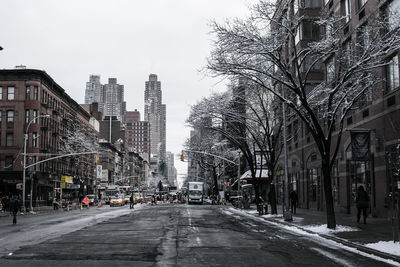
[187,83,283,213]
[207,0,400,228]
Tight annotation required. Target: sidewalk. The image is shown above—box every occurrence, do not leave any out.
[0,203,99,218]
[234,203,400,263]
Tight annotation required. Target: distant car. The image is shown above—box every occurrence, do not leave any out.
[124,195,130,204]
[109,196,124,207]
[86,194,96,206]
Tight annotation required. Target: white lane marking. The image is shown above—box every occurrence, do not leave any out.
[311,247,355,267]
[187,207,201,246]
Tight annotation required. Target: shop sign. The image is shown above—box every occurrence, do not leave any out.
[101,169,108,182]
[61,176,73,183]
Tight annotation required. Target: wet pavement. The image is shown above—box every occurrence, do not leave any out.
[0,203,398,266]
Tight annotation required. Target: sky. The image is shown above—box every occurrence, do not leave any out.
[0,0,254,180]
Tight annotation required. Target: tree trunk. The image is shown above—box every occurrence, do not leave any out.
[213,167,219,196]
[322,156,336,229]
[269,183,278,214]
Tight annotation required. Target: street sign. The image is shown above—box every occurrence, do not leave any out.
[96,165,102,179]
[82,196,90,205]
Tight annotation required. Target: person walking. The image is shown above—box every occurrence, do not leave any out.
[10,195,20,224]
[356,185,369,224]
[289,190,298,215]
[129,194,134,209]
[53,197,59,210]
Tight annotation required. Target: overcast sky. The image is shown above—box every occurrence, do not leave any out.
[0,0,254,179]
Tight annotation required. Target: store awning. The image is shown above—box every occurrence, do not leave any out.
[240,169,269,180]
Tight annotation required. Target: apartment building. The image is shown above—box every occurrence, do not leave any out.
[0,69,98,206]
[273,0,400,217]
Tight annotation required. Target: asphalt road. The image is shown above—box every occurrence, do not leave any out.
[0,203,395,266]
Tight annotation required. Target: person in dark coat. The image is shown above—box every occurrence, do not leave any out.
[356,185,369,224]
[129,194,134,209]
[289,190,298,215]
[10,195,20,224]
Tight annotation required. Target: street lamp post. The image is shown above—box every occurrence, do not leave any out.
[237,151,241,208]
[23,114,50,212]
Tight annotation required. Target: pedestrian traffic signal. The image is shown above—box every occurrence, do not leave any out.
[180,154,184,161]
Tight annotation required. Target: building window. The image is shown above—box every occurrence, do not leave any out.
[358,0,367,9]
[25,109,30,124]
[34,86,38,100]
[5,156,13,170]
[6,133,13,146]
[342,0,351,22]
[7,87,15,100]
[358,26,370,55]
[303,55,322,72]
[26,86,31,100]
[326,57,335,83]
[304,0,321,8]
[6,110,14,123]
[301,20,320,40]
[33,110,38,123]
[295,25,300,44]
[33,132,38,147]
[386,54,399,92]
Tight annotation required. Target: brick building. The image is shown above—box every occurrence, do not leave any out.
[272,0,400,217]
[0,69,98,206]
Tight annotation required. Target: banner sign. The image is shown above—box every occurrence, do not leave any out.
[96,165,103,179]
[350,130,370,161]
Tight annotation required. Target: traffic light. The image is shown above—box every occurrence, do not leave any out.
[180,154,184,161]
[94,155,98,164]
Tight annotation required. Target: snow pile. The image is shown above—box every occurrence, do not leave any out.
[302,224,359,235]
[365,241,400,257]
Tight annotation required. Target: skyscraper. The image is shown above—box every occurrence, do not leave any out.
[84,75,102,104]
[84,75,126,123]
[101,78,126,123]
[144,74,166,160]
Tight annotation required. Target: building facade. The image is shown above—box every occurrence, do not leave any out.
[125,109,150,155]
[84,75,102,104]
[0,69,98,206]
[144,74,166,160]
[84,75,126,123]
[101,78,126,123]
[272,0,400,217]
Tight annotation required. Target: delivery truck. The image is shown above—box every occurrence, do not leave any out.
[188,182,204,204]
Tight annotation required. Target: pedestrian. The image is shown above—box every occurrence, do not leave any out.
[129,194,134,209]
[356,185,369,224]
[289,190,298,215]
[53,197,59,210]
[10,195,20,224]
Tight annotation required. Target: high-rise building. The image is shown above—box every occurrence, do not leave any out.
[144,74,166,160]
[125,109,149,155]
[101,78,126,123]
[84,75,126,123]
[84,75,102,104]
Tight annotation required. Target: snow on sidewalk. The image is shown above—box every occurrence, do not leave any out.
[226,207,400,261]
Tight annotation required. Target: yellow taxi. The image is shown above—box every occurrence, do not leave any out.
[109,196,125,206]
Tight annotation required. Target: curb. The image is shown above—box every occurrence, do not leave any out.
[264,216,400,263]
